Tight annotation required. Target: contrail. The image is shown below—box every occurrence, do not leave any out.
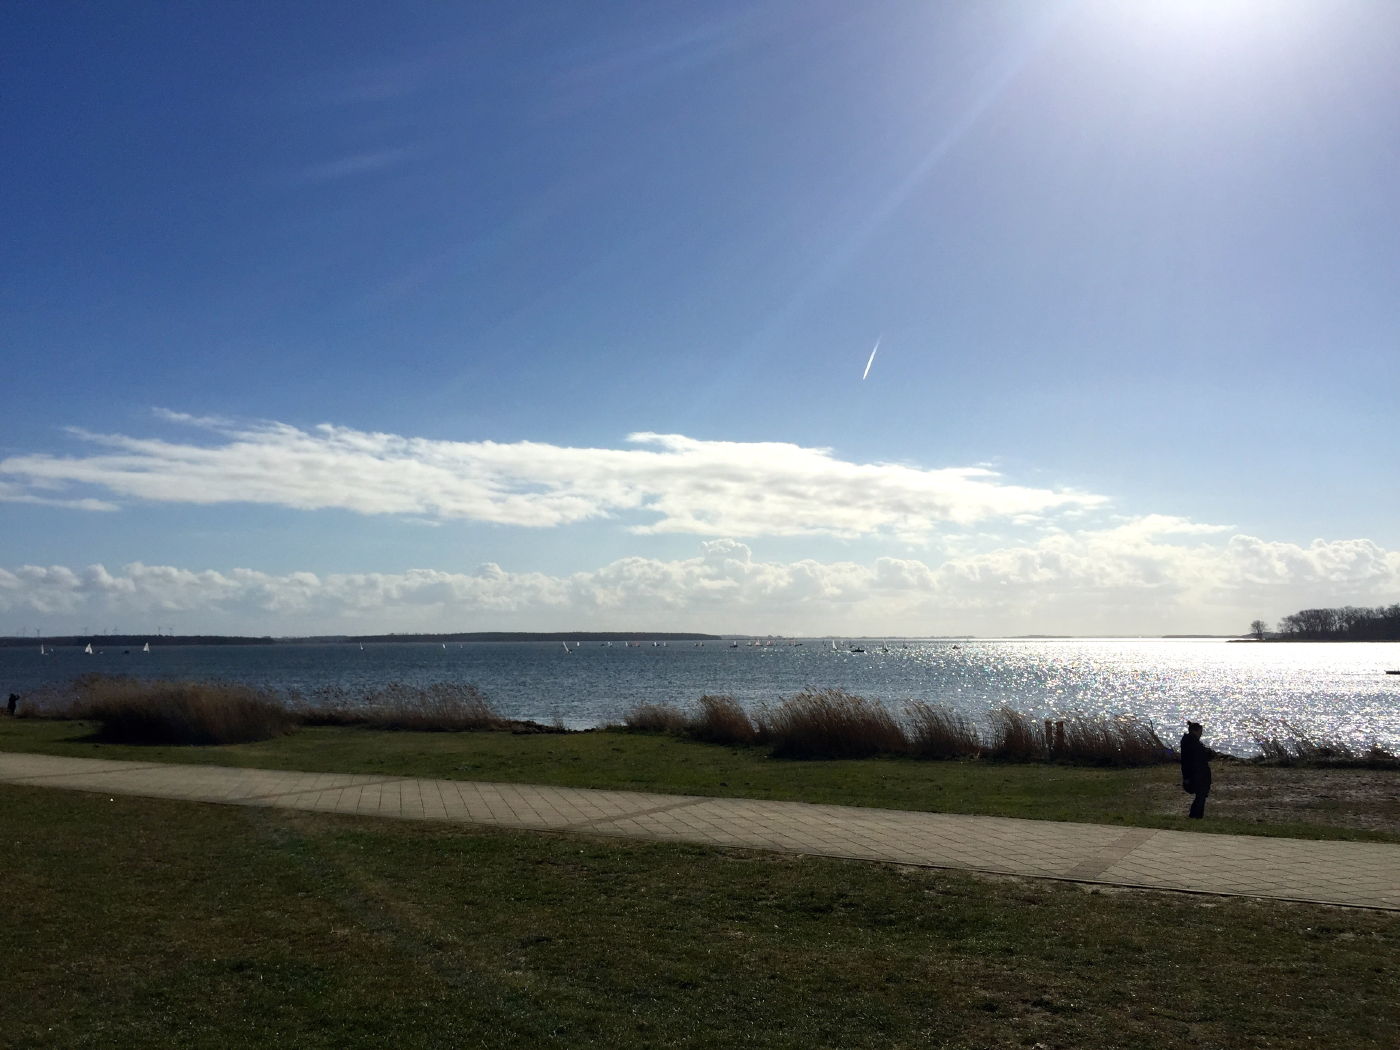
[861,336,881,381]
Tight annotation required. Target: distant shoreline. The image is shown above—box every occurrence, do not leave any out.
[11,633,1399,649]
[0,632,724,648]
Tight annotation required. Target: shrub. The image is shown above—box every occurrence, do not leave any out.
[686,695,757,745]
[757,688,908,759]
[620,702,688,733]
[905,702,981,759]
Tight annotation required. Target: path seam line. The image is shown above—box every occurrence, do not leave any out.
[0,763,166,782]
[1063,827,1158,880]
[569,796,710,828]
[232,778,418,802]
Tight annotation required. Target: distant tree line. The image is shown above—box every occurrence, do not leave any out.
[1273,604,1400,641]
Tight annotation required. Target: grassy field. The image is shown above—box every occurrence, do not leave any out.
[2,717,1397,842]
[4,784,1398,1050]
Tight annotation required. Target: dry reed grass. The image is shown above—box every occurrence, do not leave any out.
[1052,713,1171,766]
[286,681,504,732]
[686,694,757,745]
[41,674,293,745]
[1249,721,1400,768]
[905,701,982,759]
[984,707,1048,762]
[757,688,908,759]
[620,702,689,733]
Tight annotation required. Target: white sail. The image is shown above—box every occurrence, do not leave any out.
[84,643,93,654]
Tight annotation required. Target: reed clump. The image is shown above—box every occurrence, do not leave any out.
[1052,713,1172,766]
[686,694,757,745]
[984,707,1047,762]
[620,702,689,733]
[50,674,293,746]
[288,681,505,732]
[757,688,908,759]
[905,701,982,759]
[1249,721,1400,769]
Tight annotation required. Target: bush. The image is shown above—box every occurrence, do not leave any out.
[686,695,757,745]
[758,688,907,759]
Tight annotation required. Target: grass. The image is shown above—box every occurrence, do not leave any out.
[2,717,1396,843]
[3,784,1397,1049]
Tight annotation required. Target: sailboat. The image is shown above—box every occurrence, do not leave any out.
[142,642,150,653]
[562,641,572,653]
[83,643,94,655]
[39,642,48,656]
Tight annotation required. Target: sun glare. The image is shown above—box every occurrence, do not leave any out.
[1121,0,1306,39]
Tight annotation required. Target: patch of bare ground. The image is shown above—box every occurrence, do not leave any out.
[1151,764,1400,834]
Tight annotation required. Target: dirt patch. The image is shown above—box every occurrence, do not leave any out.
[1153,765,1400,834]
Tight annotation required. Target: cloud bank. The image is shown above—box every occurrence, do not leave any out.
[0,414,1103,539]
[5,527,1396,637]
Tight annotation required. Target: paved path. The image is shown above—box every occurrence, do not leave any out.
[3,752,1396,910]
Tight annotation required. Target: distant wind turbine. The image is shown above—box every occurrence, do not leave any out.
[861,336,881,381]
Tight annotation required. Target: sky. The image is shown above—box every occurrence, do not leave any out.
[2,0,1398,638]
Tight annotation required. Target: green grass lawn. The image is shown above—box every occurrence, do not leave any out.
[3,717,1397,842]
[4,784,1397,1050]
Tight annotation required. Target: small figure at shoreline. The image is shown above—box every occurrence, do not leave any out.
[6,692,19,716]
[1180,720,1212,819]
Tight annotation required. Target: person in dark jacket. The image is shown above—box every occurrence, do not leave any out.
[1179,721,1211,819]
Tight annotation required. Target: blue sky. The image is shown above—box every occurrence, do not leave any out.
[3,0,1398,637]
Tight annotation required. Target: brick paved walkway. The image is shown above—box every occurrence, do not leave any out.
[3,752,1396,910]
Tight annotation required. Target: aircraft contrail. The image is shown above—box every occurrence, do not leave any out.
[861,336,881,381]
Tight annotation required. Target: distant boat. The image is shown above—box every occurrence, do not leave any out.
[563,642,572,653]
[39,643,48,656]
[830,640,838,651]
[849,646,865,653]
[1386,670,1400,675]
[83,643,94,655]
[142,642,150,653]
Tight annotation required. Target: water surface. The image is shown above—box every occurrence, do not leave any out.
[4,638,1397,756]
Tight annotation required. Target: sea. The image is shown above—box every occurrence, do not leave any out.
[4,637,1399,757]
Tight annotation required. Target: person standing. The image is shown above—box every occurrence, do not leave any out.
[1180,721,1212,819]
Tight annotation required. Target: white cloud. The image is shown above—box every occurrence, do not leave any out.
[3,528,1396,637]
[0,415,1105,540]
